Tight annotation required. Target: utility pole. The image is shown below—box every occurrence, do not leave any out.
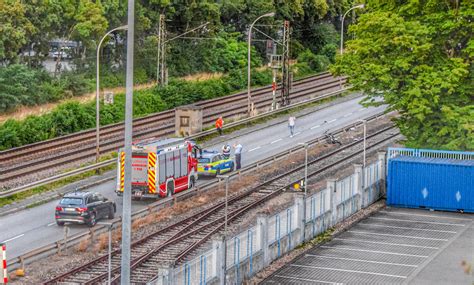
[280,20,291,107]
[157,14,166,86]
[121,0,134,283]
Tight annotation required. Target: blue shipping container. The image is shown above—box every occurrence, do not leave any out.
[387,156,474,213]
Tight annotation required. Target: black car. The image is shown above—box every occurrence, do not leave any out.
[55,191,116,226]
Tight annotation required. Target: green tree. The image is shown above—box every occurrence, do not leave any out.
[331,0,473,150]
[0,1,35,64]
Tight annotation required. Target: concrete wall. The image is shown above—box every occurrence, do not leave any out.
[165,151,387,285]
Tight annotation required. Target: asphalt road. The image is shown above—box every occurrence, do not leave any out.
[263,208,473,284]
[0,96,386,259]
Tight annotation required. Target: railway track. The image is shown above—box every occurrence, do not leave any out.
[0,73,346,185]
[45,124,399,284]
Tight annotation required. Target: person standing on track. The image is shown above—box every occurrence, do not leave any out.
[288,115,296,137]
[216,116,224,136]
[233,142,243,170]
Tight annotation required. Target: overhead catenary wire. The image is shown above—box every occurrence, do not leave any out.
[252,27,283,46]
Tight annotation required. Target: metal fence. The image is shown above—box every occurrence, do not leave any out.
[174,247,217,285]
[226,226,262,269]
[363,161,382,207]
[267,204,299,245]
[171,157,386,285]
[388,147,474,160]
[335,174,359,222]
[305,188,330,223]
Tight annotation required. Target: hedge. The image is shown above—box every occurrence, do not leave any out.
[0,69,272,150]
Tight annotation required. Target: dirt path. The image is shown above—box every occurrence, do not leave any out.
[0,72,223,124]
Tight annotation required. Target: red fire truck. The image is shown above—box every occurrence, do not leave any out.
[116,138,199,198]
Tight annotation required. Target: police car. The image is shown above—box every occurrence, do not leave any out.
[197,150,234,176]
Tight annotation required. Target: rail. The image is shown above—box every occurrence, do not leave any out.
[6,110,390,273]
[0,74,346,183]
[0,72,336,157]
[47,120,398,283]
[1,87,349,198]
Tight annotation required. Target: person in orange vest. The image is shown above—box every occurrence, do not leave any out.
[215,116,224,136]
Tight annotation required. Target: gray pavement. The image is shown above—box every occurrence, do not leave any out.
[263,207,474,285]
[0,95,386,260]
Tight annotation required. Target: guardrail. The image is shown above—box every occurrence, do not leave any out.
[6,110,390,272]
[0,160,115,199]
[1,88,349,199]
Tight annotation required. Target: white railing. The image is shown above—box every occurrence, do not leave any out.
[174,247,217,285]
[226,226,261,269]
[170,156,387,285]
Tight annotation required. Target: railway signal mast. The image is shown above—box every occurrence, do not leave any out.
[156,14,166,86]
[280,20,291,107]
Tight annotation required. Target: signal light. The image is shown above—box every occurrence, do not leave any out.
[76,207,88,213]
[55,206,63,211]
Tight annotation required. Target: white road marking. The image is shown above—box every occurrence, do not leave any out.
[380,210,472,221]
[320,245,428,258]
[359,223,457,233]
[343,112,353,117]
[349,230,448,241]
[311,125,320,130]
[2,233,25,243]
[248,146,261,152]
[293,132,301,136]
[370,216,465,227]
[290,264,408,279]
[305,254,418,267]
[334,237,439,249]
[47,222,56,227]
[274,275,339,284]
[327,119,337,123]
[270,138,282,144]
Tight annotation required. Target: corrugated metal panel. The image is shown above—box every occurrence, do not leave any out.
[387,156,474,213]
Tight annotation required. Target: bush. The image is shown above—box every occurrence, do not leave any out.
[321,44,338,63]
[0,68,273,150]
[295,49,331,74]
[0,65,92,113]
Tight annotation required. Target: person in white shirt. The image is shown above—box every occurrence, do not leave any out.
[222,144,231,159]
[233,142,243,170]
[288,116,296,137]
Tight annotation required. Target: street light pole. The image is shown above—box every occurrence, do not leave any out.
[98,222,114,285]
[247,12,275,115]
[96,25,127,165]
[297,142,308,241]
[360,119,367,167]
[340,4,365,55]
[217,175,230,236]
[216,174,229,285]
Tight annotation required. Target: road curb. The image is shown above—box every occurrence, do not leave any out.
[0,91,358,216]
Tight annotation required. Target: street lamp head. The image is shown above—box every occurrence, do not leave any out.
[264,12,276,17]
[356,4,365,9]
[117,25,128,31]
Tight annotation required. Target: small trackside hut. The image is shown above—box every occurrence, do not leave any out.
[116,138,199,198]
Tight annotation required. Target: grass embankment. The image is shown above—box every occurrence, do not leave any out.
[0,71,336,209]
[0,69,274,150]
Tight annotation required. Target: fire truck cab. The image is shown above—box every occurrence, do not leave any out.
[116,138,199,198]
